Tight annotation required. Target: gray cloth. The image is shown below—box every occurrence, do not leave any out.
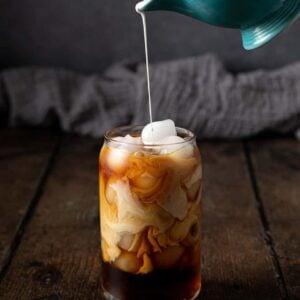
[0,54,299,138]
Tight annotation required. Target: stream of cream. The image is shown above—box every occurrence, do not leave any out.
[139,12,153,125]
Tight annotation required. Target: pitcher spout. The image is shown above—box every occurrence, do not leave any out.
[136,0,192,15]
[136,0,161,13]
[241,0,300,50]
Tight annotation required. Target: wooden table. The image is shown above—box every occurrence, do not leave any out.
[0,129,299,300]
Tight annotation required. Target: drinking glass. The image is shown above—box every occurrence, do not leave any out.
[99,125,202,300]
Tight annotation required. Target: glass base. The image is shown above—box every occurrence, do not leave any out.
[100,261,201,300]
[101,287,201,300]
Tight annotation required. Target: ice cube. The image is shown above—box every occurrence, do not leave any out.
[159,183,188,220]
[107,135,142,173]
[170,143,194,159]
[158,135,194,158]
[113,136,126,143]
[142,119,177,145]
[159,136,185,153]
[107,147,129,173]
[184,165,202,189]
[113,251,142,273]
[124,134,142,145]
[112,135,142,146]
[110,135,142,152]
[120,135,142,151]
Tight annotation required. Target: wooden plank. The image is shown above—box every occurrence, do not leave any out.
[0,135,102,299]
[200,142,281,300]
[248,139,300,299]
[0,129,58,276]
[0,129,56,157]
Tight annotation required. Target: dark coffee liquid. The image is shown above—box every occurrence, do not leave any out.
[101,262,201,300]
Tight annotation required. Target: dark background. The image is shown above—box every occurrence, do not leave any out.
[0,0,299,73]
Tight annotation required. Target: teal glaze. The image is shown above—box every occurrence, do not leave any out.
[136,0,300,50]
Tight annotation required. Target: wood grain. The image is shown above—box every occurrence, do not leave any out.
[0,135,102,299]
[200,142,281,300]
[0,136,288,299]
[249,139,300,299]
[0,129,56,157]
[0,129,58,276]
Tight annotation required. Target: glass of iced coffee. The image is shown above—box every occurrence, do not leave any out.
[99,121,202,300]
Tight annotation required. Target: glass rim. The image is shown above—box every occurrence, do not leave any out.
[104,125,196,147]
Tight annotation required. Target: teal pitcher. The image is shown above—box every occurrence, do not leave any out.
[136,0,300,50]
